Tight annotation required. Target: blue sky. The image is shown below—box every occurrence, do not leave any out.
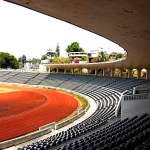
[0,1,124,59]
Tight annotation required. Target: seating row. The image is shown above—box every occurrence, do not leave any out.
[18,113,150,150]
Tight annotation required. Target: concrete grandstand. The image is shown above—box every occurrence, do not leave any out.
[1,0,150,150]
[0,71,149,150]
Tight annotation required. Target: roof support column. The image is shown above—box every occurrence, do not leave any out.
[128,69,132,78]
[48,67,51,73]
[103,69,105,76]
[111,69,114,77]
[137,69,141,79]
[80,68,82,74]
[87,69,90,75]
[56,68,59,73]
[95,69,98,76]
[72,68,74,74]
[146,70,149,80]
[64,68,66,74]
[120,69,123,78]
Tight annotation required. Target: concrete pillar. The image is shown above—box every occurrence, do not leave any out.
[111,69,114,77]
[87,69,90,75]
[137,69,141,79]
[72,68,74,74]
[64,69,66,74]
[56,68,59,73]
[120,69,123,78]
[103,69,105,76]
[125,69,128,78]
[128,69,132,78]
[80,69,82,74]
[146,70,149,80]
[49,67,51,73]
[95,69,98,76]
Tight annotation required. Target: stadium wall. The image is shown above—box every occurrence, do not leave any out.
[121,93,150,119]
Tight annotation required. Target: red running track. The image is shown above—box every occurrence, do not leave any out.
[0,91,47,118]
[0,85,78,142]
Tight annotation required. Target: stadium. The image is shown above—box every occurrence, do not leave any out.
[0,0,150,150]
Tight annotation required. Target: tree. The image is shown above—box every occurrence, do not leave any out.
[0,52,19,69]
[66,42,84,53]
[22,54,27,63]
[116,53,123,60]
[26,58,41,63]
[46,47,56,60]
[56,43,60,57]
[31,58,41,64]
[0,57,5,68]
[96,51,109,62]
[41,54,48,60]
[18,54,27,67]
[81,56,88,62]
[46,51,56,60]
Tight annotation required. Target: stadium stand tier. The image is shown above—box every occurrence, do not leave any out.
[18,113,150,150]
[0,71,150,149]
[6,72,39,84]
[1,0,150,149]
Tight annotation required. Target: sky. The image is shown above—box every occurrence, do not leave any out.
[0,1,124,60]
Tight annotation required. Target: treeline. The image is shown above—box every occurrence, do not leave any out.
[0,52,19,69]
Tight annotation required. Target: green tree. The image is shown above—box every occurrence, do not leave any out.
[0,52,19,69]
[41,54,48,60]
[56,43,60,57]
[18,54,27,67]
[46,51,56,60]
[0,57,5,68]
[31,58,41,64]
[26,58,41,63]
[116,53,123,60]
[81,56,88,61]
[96,51,109,62]
[46,47,56,60]
[66,42,84,53]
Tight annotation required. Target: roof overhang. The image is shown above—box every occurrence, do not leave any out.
[45,58,131,70]
[4,0,150,70]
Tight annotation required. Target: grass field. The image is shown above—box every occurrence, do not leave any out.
[0,87,19,93]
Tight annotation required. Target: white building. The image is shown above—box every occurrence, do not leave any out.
[39,59,50,72]
[68,50,99,63]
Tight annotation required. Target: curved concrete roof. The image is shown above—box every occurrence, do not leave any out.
[5,0,150,70]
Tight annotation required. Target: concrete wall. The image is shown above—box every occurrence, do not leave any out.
[0,128,52,149]
[121,93,150,119]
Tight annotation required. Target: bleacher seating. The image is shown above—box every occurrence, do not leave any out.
[26,73,50,85]
[59,75,95,90]
[18,113,150,150]
[0,71,9,82]
[106,78,146,92]
[6,72,39,84]
[0,72,148,92]
[40,73,74,87]
[0,71,20,82]
[0,71,149,150]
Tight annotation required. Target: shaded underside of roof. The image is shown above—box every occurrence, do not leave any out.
[4,0,150,69]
